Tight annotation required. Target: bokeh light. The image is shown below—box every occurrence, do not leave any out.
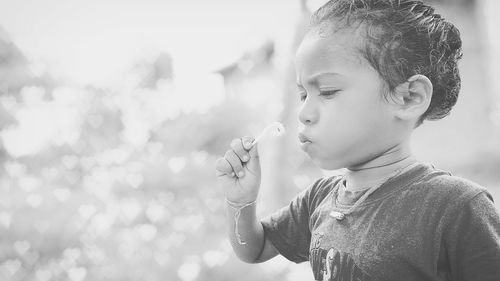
[0,0,499,281]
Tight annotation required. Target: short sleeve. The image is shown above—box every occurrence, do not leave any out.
[260,178,325,263]
[445,191,500,281]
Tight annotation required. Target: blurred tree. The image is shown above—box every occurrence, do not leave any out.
[476,0,500,140]
[271,0,320,209]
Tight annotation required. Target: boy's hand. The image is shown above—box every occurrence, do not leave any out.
[215,136,261,204]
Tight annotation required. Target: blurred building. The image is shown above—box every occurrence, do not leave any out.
[136,52,174,89]
[215,40,275,100]
[0,26,31,96]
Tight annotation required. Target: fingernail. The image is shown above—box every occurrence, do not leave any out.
[242,155,249,161]
[238,171,244,177]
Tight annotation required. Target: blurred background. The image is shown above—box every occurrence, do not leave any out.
[0,0,499,280]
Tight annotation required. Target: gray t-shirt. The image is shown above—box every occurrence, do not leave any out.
[261,162,500,281]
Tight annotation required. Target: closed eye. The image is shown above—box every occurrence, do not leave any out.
[298,91,307,102]
[319,89,340,98]
[298,89,340,102]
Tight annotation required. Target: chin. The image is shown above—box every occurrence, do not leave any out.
[312,157,346,171]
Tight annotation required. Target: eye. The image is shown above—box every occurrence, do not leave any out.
[319,89,340,98]
[298,91,307,102]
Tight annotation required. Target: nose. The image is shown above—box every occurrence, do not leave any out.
[298,98,318,125]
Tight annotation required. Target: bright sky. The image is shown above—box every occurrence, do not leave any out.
[0,0,298,86]
[0,0,306,157]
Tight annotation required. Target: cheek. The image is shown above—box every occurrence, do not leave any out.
[323,101,381,132]
[319,100,391,147]
[346,93,392,127]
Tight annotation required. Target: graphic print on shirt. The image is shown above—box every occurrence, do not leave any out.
[309,232,373,281]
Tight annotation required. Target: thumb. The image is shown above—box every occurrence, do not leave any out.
[245,144,260,176]
[248,144,259,159]
[241,137,260,176]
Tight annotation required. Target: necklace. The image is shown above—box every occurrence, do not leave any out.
[329,159,419,221]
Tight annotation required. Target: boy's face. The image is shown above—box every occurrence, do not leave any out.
[295,29,403,170]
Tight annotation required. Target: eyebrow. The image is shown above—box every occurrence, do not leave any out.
[296,72,341,87]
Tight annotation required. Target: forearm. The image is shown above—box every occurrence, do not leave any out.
[226,202,265,263]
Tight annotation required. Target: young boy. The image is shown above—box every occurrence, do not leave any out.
[215,0,500,280]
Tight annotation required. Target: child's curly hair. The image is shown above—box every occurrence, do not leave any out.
[311,0,463,125]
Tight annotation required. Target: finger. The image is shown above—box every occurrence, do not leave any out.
[215,157,235,177]
[241,136,259,158]
[241,136,255,150]
[230,138,250,163]
[224,149,244,178]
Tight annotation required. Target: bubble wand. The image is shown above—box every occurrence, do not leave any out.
[250,121,286,148]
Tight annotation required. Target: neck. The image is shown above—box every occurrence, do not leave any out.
[344,140,416,192]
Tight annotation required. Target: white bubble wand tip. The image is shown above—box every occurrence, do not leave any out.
[250,122,286,148]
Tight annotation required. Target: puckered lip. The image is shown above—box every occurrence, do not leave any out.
[298,133,312,143]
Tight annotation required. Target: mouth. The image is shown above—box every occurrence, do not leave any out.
[298,133,312,144]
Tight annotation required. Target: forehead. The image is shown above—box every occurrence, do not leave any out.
[295,29,368,79]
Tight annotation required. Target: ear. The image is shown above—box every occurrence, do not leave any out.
[390,74,433,121]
